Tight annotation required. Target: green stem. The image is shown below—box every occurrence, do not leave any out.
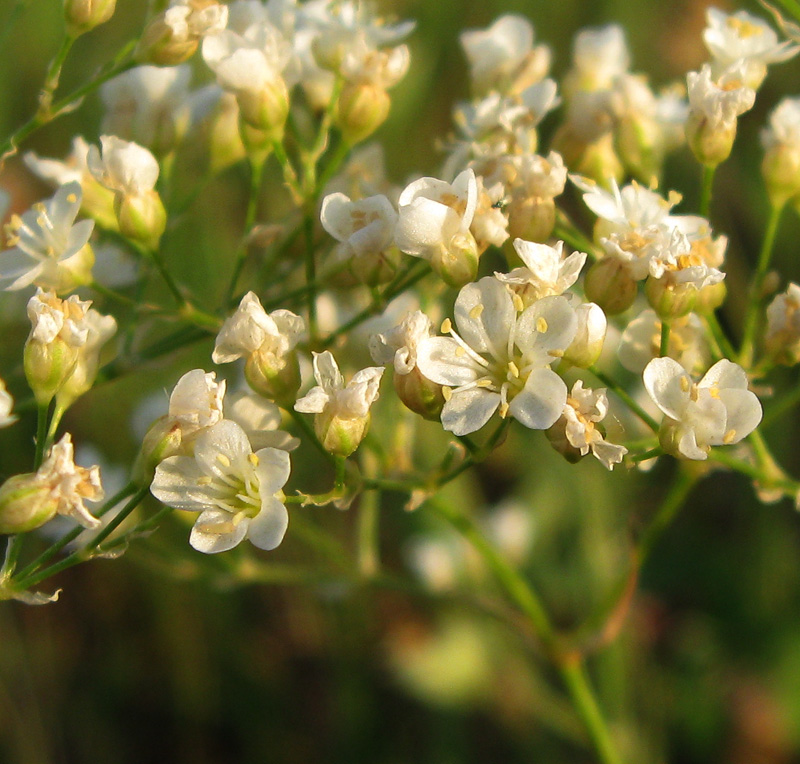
[703,312,736,361]
[740,203,783,367]
[357,487,379,577]
[37,34,76,118]
[589,367,659,433]
[12,485,151,591]
[224,155,266,306]
[659,320,671,358]
[13,482,139,581]
[34,402,50,469]
[431,499,622,764]
[43,400,66,453]
[287,407,332,462]
[763,381,800,427]
[303,210,318,341]
[699,164,715,219]
[315,139,351,195]
[0,536,24,582]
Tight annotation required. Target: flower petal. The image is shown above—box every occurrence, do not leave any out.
[643,357,689,420]
[440,388,500,435]
[416,336,482,386]
[454,276,515,356]
[508,367,567,429]
[189,509,249,553]
[247,497,289,551]
[254,447,291,495]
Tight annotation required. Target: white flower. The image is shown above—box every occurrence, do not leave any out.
[87,136,160,197]
[560,381,627,470]
[151,420,291,553]
[27,289,93,346]
[687,62,756,132]
[212,292,304,364]
[471,177,509,252]
[370,310,435,374]
[225,391,299,452]
[416,277,577,435]
[166,0,228,40]
[460,14,550,95]
[1,183,94,292]
[569,24,630,90]
[320,193,397,260]
[38,433,104,529]
[511,150,567,199]
[619,309,710,375]
[340,35,410,89]
[647,228,725,290]
[168,369,226,436]
[0,377,16,428]
[495,239,586,301]
[761,96,800,150]
[295,351,383,420]
[643,357,762,460]
[101,65,192,153]
[765,282,800,363]
[703,8,799,89]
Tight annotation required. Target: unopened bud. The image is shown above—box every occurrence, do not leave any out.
[244,349,302,405]
[0,474,58,534]
[431,232,479,289]
[394,367,445,421]
[24,337,79,406]
[115,190,167,248]
[645,277,696,319]
[686,111,736,168]
[237,80,290,139]
[762,145,800,208]
[507,197,555,242]
[563,302,607,368]
[134,415,185,483]
[336,84,390,145]
[615,114,664,184]
[545,416,584,464]
[137,13,199,66]
[693,280,727,314]
[351,246,400,287]
[584,257,637,315]
[64,0,116,35]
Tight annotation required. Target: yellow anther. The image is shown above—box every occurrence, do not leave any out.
[668,190,683,206]
[469,304,484,320]
[499,402,510,418]
[536,317,548,333]
[512,293,525,312]
[549,349,564,358]
[680,376,690,393]
[216,454,231,468]
[476,378,493,388]
[248,453,260,466]
[723,429,737,444]
[197,476,213,486]
[66,193,78,204]
[441,318,452,334]
[455,346,466,357]
[508,361,520,378]
[442,386,452,402]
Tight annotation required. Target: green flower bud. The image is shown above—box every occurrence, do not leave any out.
[24,337,79,406]
[584,257,638,315]
[394,367,445,421]
[114,190,167,249]
[686,111,736,169]
[134,415,185,483]
[431,232,479,289]
[244,349,302,405]
[315,410,371,458]
[336,84,391,145]
[64,0,116,36]
[0,474,59,535]
[645,276,697,320]
[237,80,290,139]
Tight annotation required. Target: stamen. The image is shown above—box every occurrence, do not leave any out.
[469,304,484,320]
[507,361,520,378]
[442,386,452,402]
[197,476,213,486]
[216,454,231,468]
[536,317,548,333]
[512,293,524,312]
[499,402,510,418]
[441,318,452,334]
[455,346,466,357]
[248,453,260,466]
[723,429,737,444]
[679,376,690,393]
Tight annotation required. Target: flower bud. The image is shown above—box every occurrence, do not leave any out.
[563,302,607,368]
[645,277,696,319]
[507,197,555,243]
[335,84,391,145]
[114,190,167,248]
[393,367,445,421]
[133,415,185,483]
[24,336,79,406]
[237,79,290,139]
[432,232,479,289]
[137,13,199,66]
[762,145,800,209]
[0,474,59,534]
[584,257,638,315]
[693,280,727,314]
[615,114,664,184]
[685,111,736,168]
[244,349,302,405]
[64,0,116,36]
[314,410,371,458]
[545,417,585,464]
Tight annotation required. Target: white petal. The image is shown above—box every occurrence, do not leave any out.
[247,497,289,551]
[190,509,249,553]
[643,357,689,420]
[717,389,762,443]
[454,277,515,356]
[294,386,329,413]
[515,295,578,361]
[416,337,482,386]
[194,420,253,477]
[440,388,500,435]
[150,456,208,510]
[699,358,749,391]
[254,447,291,495]
[312,351,343,391]
[508,367,567,429]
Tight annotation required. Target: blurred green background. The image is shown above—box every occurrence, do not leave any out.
[2,1,800,762]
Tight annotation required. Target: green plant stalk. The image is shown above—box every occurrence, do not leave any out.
[660,320,671,358]
[357,488,379,577]
[432,499,623,764]
[13,482,139,582]
[34,402,50,469]
[589,367,659,433]
[37,34,76,117]
[740,204,783,367]
[12,485,151,591]
[699,164,715,219]
[224,155,266,306]
[303,210,318,341]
